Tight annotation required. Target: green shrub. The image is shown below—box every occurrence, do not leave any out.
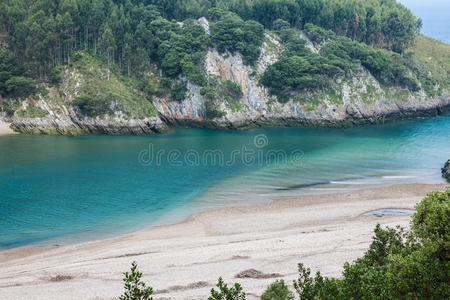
[211,13,264,66]
[116,191,449,299]
[261,27,421,102]
[0,98,21,116]
[119,261,153,300]
[200,86,216,100]
[413,190,449,241]
[205,100,225,119]
[37,86,49,97]
[156,21,208,79]
[208,277,245,300]
[272,19,290,31]
[261,280,294,300]
[17,105,48,118]
[170,81,187,102]
[73,96,111,117]
[4,76,36,98]
[290,190,450,299]
[49,66,64,86]
[70,51,83,62]
[221,80,243,99]
[303,23,336,45]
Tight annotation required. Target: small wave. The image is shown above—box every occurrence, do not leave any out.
[330,180,369,185]
[310,187,355,191]
[275,181,330,190]
[382,175,416,179]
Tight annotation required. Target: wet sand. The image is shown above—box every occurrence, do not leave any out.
[0,183,447,300]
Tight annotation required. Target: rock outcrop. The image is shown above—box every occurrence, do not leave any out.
[1,19,449,135]
[153,37,449,130]
[442,160,450,183]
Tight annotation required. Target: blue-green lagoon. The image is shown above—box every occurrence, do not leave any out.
[0,115,449,250]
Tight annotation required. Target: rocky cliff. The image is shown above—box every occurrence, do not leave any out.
[155,33,449,130]
[1,19,449,135]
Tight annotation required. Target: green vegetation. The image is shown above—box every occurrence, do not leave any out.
[260,22,447,103]
[261,280,294,300]
[228,0,420,53]
[119,261,153,300]
[289,190,450,299]
[60,53,157,119]
[405,35,450,96]
[205,100,226,119]
[210,12,265,65]
[17,105,48,118]
[73,95,111,117]
[208,277,246,300]
[0,0,447,119]
[0,49,35,99]
[119,190,449,299]
[170,81,188,102]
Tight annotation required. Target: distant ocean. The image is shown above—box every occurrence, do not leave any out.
[399,0,450,43]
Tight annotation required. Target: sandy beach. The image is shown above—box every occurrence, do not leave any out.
[0,183,447,300]
[0,120,16,136]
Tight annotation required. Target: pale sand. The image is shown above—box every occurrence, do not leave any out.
[0,183,447,300]
[0,120,16,136]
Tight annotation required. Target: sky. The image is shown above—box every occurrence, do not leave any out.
[398,0,450,43]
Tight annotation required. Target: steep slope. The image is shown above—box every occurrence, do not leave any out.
[1,20,449,135]
[154,30,449,130]
[2,54,166,135]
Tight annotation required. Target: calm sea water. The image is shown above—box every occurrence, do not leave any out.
[1,115,449,250]
[400,0,450,43]
[1,2,449,250]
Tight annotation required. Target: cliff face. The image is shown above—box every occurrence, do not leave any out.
[1,20,449,135]
[154,31,449,130]
[2,58,168,135]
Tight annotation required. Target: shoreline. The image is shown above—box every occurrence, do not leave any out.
[6,101,450,136]
[0,183,447,299]
[0,120,17,136]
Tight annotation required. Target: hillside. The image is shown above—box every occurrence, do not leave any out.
[0,0,449,135]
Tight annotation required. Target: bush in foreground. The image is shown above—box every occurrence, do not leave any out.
[261,279,294,300]
[120,190,449,299]
[119,261,153,300]
[288,190,449,299]
[208,277,246,300]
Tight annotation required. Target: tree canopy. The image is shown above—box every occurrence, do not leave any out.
[0,0,429,107]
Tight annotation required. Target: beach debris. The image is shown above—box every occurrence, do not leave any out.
[155,281,209,294]
[231,255,250,260]
[48,274,74,282]
[235,269,281,279]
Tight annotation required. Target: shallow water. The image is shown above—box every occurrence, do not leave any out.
[1,115,449,250]
[365,209,415,216]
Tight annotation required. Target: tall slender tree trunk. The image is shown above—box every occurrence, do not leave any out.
[107,53,110,80]
[94,32,97,55]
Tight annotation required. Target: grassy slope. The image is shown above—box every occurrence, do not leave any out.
[47,52,157,120]
[411,34,450,89]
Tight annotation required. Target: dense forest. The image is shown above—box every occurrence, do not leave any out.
[0,0,432,113]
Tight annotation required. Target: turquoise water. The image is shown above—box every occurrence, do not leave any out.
[0,115,449,250]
